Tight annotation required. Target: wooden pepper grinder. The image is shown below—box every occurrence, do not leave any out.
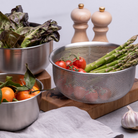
[91,7,112,42]
[71,3,91,43]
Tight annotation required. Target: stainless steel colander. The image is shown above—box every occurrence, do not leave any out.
[49,42,136,104]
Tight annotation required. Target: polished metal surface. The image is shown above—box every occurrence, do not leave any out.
[49,41,136,104]
[0,73,44,131]
[0,41,53,75]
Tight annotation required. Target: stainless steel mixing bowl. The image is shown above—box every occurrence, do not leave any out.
[49,41,136,104]
[0,73,44,131]
[0,41,53,75]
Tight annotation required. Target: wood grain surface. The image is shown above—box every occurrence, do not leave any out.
[38,71,138,119]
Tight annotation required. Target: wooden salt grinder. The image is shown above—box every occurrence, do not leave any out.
[91,7,112,42]
[71,3,91,43]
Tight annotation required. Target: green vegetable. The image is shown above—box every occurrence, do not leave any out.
[101,35,138,59]
[0,30,25,48]
[115,52,138,71]
[6,5,29,28]
[12,98,18,101]
[0,5,61,48]
[2,99,8,102]
[20,20,61,47]
[24,63,36,89]
[0,12,17,34]
[85,35,138,73]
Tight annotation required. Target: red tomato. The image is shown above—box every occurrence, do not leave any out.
[78,68,86,73]
[73,56,86,70]
[98,87,111,101]
[55,60,66,69]
[63,84,74,97]
[66,65,79,71]
[85,89,98,102]
[73,86,86,100]
[65,60,72,66]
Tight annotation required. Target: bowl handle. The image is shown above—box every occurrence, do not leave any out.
[40,87,67,99]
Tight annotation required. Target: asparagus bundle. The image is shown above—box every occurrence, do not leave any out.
[85,35,138,73]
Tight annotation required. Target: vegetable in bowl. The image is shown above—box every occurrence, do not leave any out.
[0,5,61,48]
[85,35,138,73]
[0,64,40,103]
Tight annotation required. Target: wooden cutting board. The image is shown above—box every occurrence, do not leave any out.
[35,70,51,96]
[39,75,138,119]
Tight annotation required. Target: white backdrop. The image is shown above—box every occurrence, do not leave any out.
[1,0,138,87]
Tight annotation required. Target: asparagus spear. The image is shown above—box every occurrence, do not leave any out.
[110,51,138,72]
[90,58,128,73]
[93,43,138,71]
[90,58,125,73]
[85,35,138,72]
[85,44,136,72]
[114,58,138,71]
[92,44,135,71]
[103,35,138,58]
[124,58,138,67]
[90,48,138,73]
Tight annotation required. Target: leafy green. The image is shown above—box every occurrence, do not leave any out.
[15,86,29,91]
[0,81,8,89]
[15,26,35,36]
[0,64,35,91]
[24,64,36,89]
[2,99,8,102]
[0,30,25,48]
[12,98,18,101]
[5,5,29,27]
[0,5,61,48]
[6,76,13,81]
[0,78,28,91]
[0,12,17,34]
[5,5,23,16]
[20,20,61,47]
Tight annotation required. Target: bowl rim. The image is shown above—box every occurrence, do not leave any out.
[49,41,135,75]
[0,73,44,105]
[0,41,52,50]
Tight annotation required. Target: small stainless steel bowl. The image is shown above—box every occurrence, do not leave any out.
[49,42,136,104]
[0,41,53,75]
[0,73,44,131]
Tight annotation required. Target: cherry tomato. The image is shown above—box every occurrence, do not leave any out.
[98,87,112,101]
[66,65,79,71]
[73,56,86,70]
[55,60,66,69]
[85,89,98,102]
[73,86,86,100]
[63,84,74,97]
[78,68,86,73]
[65,60,72,66]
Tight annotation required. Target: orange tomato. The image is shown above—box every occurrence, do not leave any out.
[31,86,40,96]
[15,86,40,101]
[1,87,15,102]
